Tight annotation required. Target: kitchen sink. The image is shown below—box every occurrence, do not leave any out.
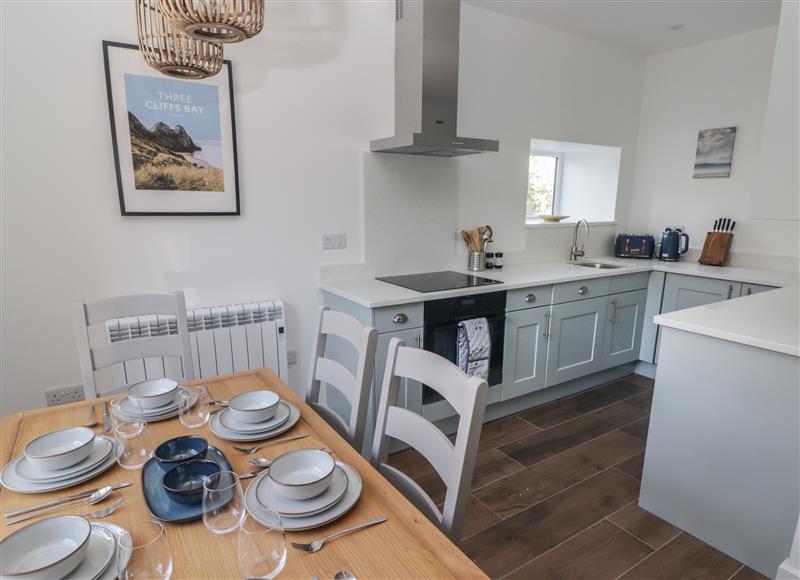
[572,262,624,269]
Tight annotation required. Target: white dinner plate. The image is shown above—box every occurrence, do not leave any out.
[256,464,348,517]
[218,402,291,433]
[116,387,197,422]
[93,522,129,580]
[15,437,113,482]
[0,442,117,494]
[246,461,362,531]
[209,401,300,442]
[65,524,116,580]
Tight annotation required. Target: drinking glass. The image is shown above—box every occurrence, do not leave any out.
[116,521,173,580]
[178,385,211,428]
[203,470,245,534]
[238,508,287,579]
[111,396,153,470]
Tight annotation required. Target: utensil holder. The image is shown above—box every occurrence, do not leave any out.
[699,232,734,266]
[467,251,486,272]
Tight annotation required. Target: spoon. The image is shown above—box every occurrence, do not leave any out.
[7,486,114,525]
[248,457,272,469]
[334,572,356,580]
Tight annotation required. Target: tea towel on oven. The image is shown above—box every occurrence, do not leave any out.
[456,317,491,381]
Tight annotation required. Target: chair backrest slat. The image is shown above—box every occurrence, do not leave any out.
[84,294,183,325]
[384,406,455,488]
[314,358,357,403]
[90,334,183,370]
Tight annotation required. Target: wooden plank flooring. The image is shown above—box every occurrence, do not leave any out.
[389,374,767,579]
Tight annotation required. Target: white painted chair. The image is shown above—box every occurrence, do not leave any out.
[371,337,488,542]
[73,292,195,399]
[305,307,378,451]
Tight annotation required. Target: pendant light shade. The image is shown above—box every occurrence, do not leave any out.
[136,0,224,79]
[157,0,265,44]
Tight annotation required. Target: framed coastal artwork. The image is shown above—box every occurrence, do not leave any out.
[693,127,737,179]
[102,41,240,215]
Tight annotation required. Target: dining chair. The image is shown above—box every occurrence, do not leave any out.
[305,306,378,451]
[371,337,488,542]
[73,291,195,399]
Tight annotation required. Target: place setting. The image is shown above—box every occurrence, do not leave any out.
[112,378,201,423]
[209,390,301,443]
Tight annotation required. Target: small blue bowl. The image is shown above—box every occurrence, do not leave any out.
[162,460,220,505]
[154,436,208,467]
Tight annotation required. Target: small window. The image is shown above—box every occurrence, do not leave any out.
[527,153,563,218]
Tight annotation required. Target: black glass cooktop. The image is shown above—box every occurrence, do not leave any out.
[376,270,503,293]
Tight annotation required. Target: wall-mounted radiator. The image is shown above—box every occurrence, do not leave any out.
[104,300,287,386]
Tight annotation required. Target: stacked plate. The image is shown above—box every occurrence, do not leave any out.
[209,391,300,442]
[0,515,129,580]
[0,428,116,494]
[115,381,198,422]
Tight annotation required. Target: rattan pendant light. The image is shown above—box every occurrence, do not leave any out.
[157,0,265,43]
[136,0,224,79]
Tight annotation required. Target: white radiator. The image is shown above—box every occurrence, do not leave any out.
[105,300,288,385]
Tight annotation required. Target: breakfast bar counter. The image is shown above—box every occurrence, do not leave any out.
[0,369,486,579]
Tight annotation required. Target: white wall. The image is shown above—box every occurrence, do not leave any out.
[627,26,799,265]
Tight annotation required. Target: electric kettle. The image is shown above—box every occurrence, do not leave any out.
[655,228,689,262]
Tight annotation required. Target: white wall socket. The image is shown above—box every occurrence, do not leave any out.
[322,233,347,250]
[45,384,85,407]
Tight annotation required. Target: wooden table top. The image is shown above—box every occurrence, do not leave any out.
[0,369,486,579]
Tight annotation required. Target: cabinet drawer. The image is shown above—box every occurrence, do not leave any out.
[374,303,423,333]
[506,285,553,311]
[553,277,611,304]
[609,272,650,294]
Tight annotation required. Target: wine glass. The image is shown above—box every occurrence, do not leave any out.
[178,385,211,428]
[111,396,153,470]
[202,470,245,534]
[117,521,173,580]
[238,507,287,579]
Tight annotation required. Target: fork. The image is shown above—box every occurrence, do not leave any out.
[291,517,388,553]
[233,433,309,454]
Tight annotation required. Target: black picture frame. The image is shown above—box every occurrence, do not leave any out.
[102,41,240,216]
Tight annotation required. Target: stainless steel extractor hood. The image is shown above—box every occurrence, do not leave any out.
[370,0,499,157]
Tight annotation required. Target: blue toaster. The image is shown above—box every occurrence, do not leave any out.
[614,234,655,259]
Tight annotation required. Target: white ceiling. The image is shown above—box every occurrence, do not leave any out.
[466,0,781,55]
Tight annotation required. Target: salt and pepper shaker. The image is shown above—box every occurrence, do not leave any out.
[485,252,495,269]
[494,252,504,270]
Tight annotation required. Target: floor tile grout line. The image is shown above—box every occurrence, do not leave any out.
[612,531,686,580]
[605,516,679,552]
[727,564,746,580]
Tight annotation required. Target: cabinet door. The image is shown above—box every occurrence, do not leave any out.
[661,274,742,314]
[546,296,608,387]
[603,290,647,368]
[501,306,550,401]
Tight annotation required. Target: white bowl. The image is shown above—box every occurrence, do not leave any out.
[128,378,179,409]
[0,515,91,579]
[24,427,95,471]
[229,390,280,424]
[269,449,336,500]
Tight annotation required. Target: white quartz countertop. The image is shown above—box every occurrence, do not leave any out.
[655,286,800,357]
[320,257,798,309]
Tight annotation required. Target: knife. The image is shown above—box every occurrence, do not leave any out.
[730,221,736,232]
[713,219,719,232]
[101,400,111,434]
[4,482,131,518]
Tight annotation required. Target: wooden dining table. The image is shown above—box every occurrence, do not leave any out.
[0,369,486,579]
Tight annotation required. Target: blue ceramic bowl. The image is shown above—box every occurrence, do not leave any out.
[162,460,220,505]
[154,436,208,467]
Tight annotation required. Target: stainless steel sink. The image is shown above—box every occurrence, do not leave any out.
[572,262,624,269]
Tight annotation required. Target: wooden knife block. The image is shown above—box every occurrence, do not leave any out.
[699,232,734,266]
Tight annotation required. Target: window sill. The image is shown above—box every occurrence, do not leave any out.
[524,220,617,229]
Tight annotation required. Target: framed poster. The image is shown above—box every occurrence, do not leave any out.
[103,41,240,215]
[693,127,736,179]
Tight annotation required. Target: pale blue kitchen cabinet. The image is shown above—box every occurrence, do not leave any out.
[546,296,608,386]
[602,289,647,368]
[661,274,742,314]
[501,305,550,401]
[741,282,777,296]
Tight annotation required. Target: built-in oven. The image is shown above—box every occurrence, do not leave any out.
[422,291,507,406]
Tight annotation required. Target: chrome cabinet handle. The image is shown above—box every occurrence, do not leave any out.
[578,286,589,296]
[543,312,551,338]
[727,285,733,299]
[524,293,536,303]
[392,313,408,324]
[745,287,752,296]
[609,299,617,324]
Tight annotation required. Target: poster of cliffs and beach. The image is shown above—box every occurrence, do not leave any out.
[124,74,224,192]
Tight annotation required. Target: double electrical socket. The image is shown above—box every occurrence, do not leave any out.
[322,233,347,250]
[45,384,85,407]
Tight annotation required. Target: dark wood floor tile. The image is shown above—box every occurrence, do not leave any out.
[731,566,770,580]
[620,533,743,580]
[387,448,446,504]
[461,469,640,578]
[501,402,645,467]
[519,380,647,429]
[621,416,651,442]
[506,520,652,580]
[616,452,645,481]
[625,373,655,390]
[474,430,644,518]
[471,448,525,490]
[625,390,654,411]
[460,496,501,541]
[608,502,681,549]
[477,415,541,452]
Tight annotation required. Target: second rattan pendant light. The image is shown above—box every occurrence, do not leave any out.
[136,0,224,79]
[158,0,265,43]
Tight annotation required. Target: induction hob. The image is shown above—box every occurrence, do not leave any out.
[376,271,503,293]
